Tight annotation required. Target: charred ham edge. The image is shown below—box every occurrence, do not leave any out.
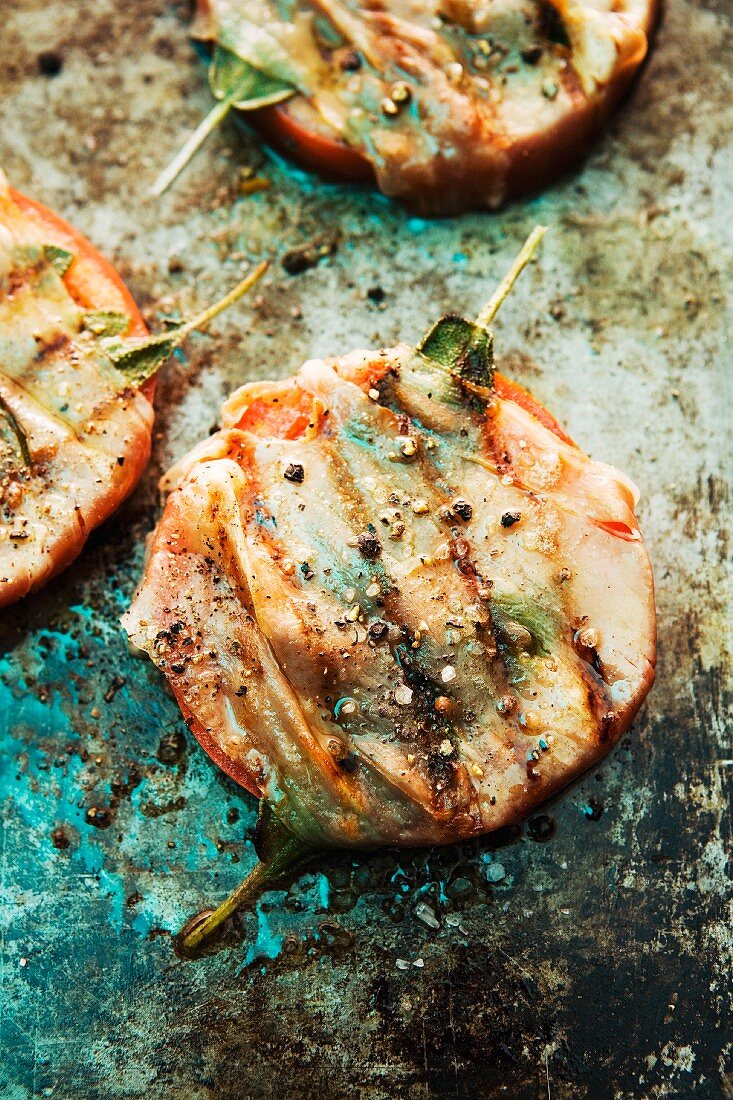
[152,0,656,208]
[175,228,547,955]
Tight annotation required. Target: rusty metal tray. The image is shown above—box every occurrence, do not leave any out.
[1,1,731,1096]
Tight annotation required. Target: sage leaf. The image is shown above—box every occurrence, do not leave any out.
[83,310,130,337]
[209,45,294,110]
[150,45,294,197]
[418,314,494,389]
[102,261,268,389]
[43,244,74,277]
[413,226,547,401]
[103,334,177,388]
[0,394,31,469]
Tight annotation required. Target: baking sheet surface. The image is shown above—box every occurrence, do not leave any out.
[1,1,731,1096]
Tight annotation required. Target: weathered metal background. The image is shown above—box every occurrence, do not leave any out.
[1,1,731,1096]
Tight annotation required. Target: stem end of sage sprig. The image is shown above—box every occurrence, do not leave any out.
[475,225,547,330]
[101,260,269,387]
[176,802,315,957]
[149,97,235,198]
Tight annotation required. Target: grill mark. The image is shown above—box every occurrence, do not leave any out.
[0,368,84,452]
[322,400,528,827]
[572,647,617,742]
[1,249,139,434]
[1,254,47,298]
[0,318,135,446]
[318,431,478,822]
[470,407,620,755]
[547,542,619,747]
[185,471,375,821]
[335,379,542,820]
[402,384,598,792]
[382,365,603,783]
[407,410,528,749]
[223,456,396,818]
[565,616,617,740]
[226,474,443,838]
[32,329,70,364]
[481,407,512,476]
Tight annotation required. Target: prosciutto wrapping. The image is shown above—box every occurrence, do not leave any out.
[0,171,264,607]
[124,302,655,849]
[0,174,153,607]
[188,0,658,212]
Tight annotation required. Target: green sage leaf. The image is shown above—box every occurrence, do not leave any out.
[102,332,177,388]
[83,310,130,337]
[101,261,269,389]
[210,45,294,110]
[0,394,31,469]
[43,244,74,277]
[411,227,547,401]
[418,313,494,389]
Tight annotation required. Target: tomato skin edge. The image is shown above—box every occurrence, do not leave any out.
[250,103,372,182]
[175,689,264,800]
[494,371,577,448]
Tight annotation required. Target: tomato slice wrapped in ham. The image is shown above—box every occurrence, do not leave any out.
[124,337,655,848]
[191,0,658,213]
[0,173,265,608]
[0,174,154,607]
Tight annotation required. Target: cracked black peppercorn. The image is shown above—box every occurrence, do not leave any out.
[38,51,63,76]
[521,44,543,64]
[340,49,361,71]
[284,463,305,483]
[501,511,521,528]
[357,531,382,559]
[452,498,473,521]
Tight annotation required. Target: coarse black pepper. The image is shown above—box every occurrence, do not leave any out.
[284,463,305,483]
[339,49,361,71]
[368,621,389,642]
[356,531,382,559]
[521,44,543,64]
[452,498,473,521]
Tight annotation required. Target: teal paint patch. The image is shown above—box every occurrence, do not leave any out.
[317,872,330,911]
[237,894,287,971]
